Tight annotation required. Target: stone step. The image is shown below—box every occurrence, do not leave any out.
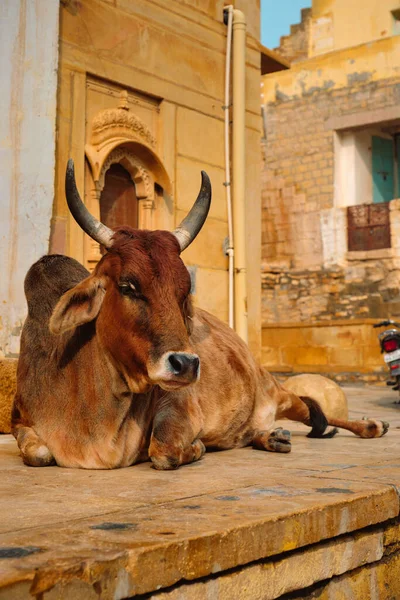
[0,387,399,598]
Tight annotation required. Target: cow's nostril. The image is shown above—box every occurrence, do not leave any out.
[169,354,184,374]
[168,353,200,379]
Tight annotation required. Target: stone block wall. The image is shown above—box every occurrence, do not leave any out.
[261,36,400,377]
[262,73,400,326]
[262,73,400,272]
[261,320,386,382]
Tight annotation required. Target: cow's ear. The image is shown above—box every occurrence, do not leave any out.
[49,275,106,334]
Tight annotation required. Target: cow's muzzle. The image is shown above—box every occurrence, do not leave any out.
[168,353,200,379]
[149,351,200,390]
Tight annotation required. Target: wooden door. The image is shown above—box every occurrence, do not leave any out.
[100,163,138,230]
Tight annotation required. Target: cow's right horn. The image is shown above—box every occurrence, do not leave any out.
[65,159,114,249]
[172,171,211,251]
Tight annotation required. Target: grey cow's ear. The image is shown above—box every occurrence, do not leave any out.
[49,275,106,335]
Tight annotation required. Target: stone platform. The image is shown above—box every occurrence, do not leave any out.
[1,386,400,599]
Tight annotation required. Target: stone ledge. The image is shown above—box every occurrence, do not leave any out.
[0,387,399,598]
[346,248,395,261]
[268,369,388,386]
[145,527,386,600]
[262,318,384,329]
[286,545,400,600]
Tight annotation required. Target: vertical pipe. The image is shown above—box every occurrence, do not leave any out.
[232,9,248,343]
[223,5,234,329]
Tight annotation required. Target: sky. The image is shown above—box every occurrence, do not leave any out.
[261,0,312,49]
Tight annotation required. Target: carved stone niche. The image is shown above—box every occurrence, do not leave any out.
[84,92,172,270]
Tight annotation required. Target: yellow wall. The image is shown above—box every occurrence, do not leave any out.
[55,0,262,357]
[262,34,400,104]
[311,0,400,56]
[262,320,386,379]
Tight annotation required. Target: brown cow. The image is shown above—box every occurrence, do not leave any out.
[11,160,389,469]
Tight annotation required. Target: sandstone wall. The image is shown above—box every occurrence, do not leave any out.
[56,0,262,356]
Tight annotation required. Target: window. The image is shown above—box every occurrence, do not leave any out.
[335,128,400,208]
[341,131,399,251]
[392,9,400,36]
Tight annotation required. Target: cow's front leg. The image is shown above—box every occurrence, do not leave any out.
[149,393,205,470]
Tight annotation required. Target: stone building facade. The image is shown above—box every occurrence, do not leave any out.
[1,0,280,361]
[261,0,400,380]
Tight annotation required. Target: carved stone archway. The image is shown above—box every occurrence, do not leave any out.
[84,92,172,269]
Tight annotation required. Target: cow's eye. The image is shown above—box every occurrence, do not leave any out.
[119,282,137,296]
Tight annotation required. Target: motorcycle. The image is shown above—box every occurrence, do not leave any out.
[373,319,400,401]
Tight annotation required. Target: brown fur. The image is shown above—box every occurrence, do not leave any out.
[12,228,389,470]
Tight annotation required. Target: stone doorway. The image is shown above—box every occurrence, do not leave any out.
[100,162,138,232]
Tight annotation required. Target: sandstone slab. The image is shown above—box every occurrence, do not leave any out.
[0,386,399,598]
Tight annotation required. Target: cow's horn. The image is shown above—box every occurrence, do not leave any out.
[65,159,114,249]
[172,171,212,251]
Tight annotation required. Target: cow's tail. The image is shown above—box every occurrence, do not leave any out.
[299,395,339,439]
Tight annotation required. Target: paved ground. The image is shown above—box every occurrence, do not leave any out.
[0,386,400,598]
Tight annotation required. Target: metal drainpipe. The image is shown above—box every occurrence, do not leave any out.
[223,5,234,330]
[232,8,248,343]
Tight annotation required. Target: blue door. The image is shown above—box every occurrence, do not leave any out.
[372,136,394,203]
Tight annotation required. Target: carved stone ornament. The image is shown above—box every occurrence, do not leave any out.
[91,108,156,150]
[98,149,154,200]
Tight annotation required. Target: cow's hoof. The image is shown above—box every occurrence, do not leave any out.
[191,439,206,462]
[360,419,390,438]
[266,428,292,453]
[22,443,55,467]
[150,439,206,470]
[150,454,180,470]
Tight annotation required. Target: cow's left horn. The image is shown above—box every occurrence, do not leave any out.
[172,171,211,251]
[65,159,114,249]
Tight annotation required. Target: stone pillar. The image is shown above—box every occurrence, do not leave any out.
[139,199,155,230]
[0,0,59,356]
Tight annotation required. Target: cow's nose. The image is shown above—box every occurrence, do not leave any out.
[168,353,200,380]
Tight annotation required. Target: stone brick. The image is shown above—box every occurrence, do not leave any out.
[295,549,400,600]
[147,529,385,600]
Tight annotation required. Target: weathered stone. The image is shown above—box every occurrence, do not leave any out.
[294,548,400,600]
[145,529,384,600]
[0,359,17,433]
[261,27,400,377]
[0,388,398,597]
